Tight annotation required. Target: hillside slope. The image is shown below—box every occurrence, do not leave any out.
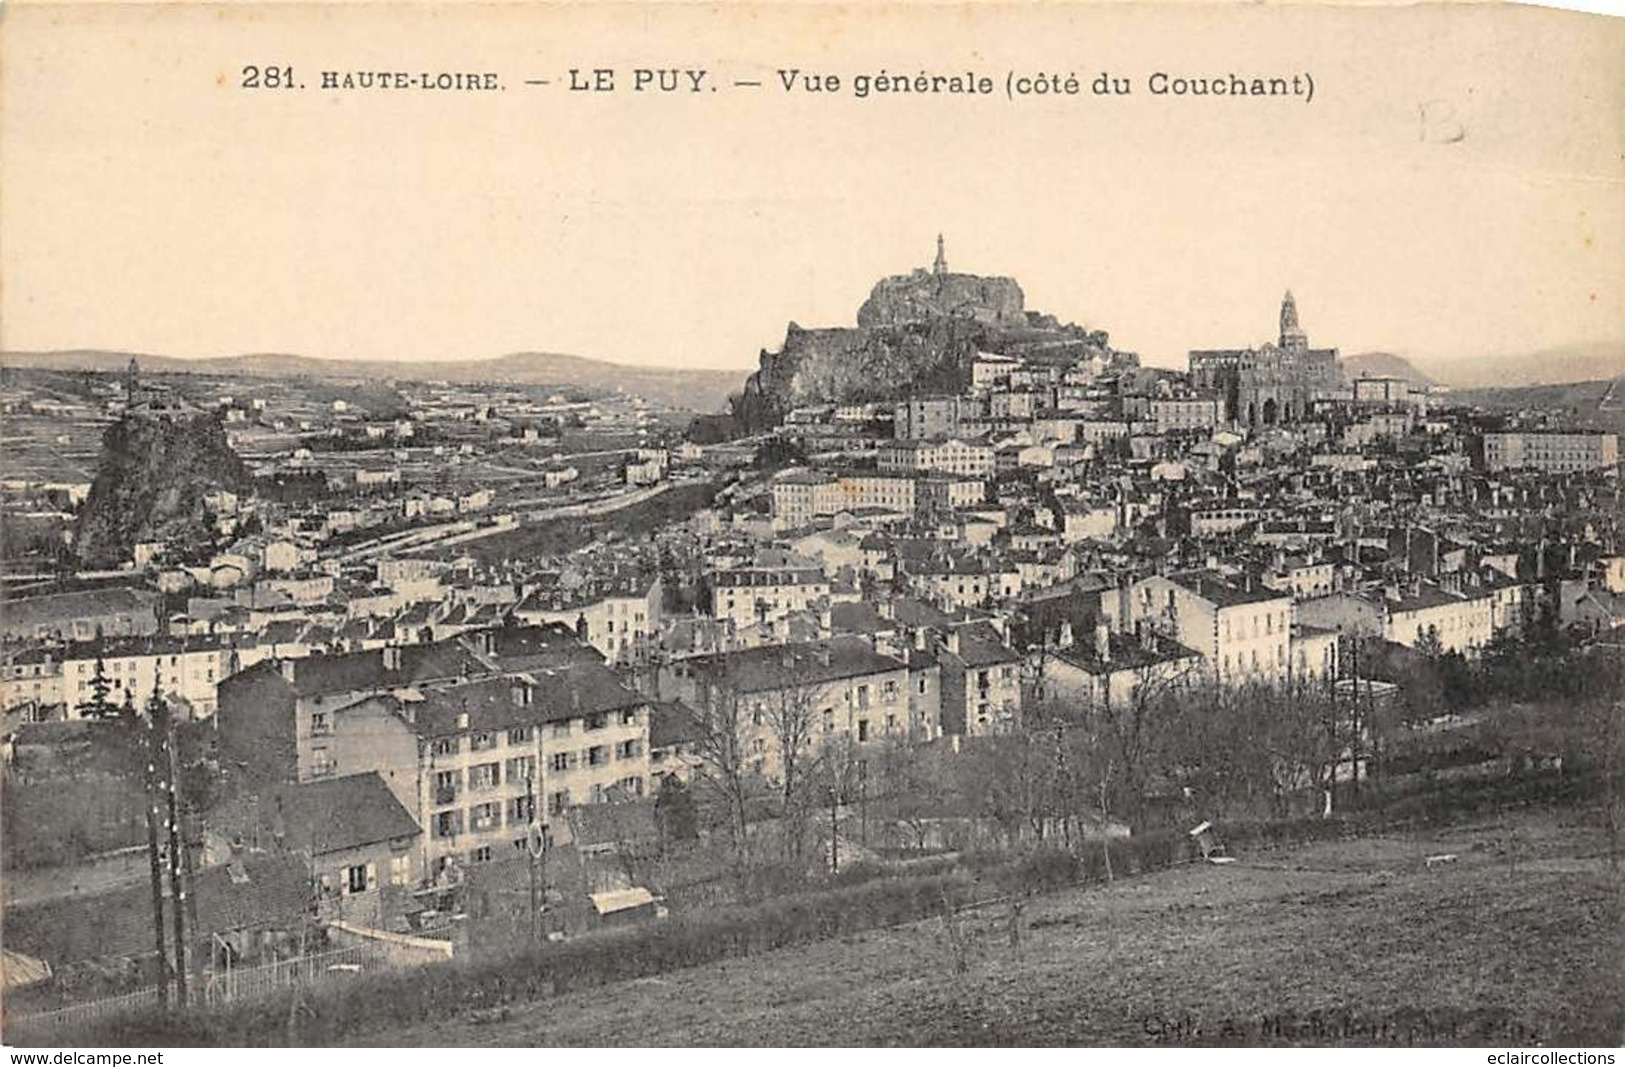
[353,811,1618,1047]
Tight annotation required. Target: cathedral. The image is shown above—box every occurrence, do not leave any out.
[1188,291,1345,427]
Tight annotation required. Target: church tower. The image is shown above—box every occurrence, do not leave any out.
[933,234,948,276]
[1279,290,1308,352]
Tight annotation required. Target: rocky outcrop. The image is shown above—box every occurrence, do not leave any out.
[73,412,250,568]
[857,270,1026,329]
[729,259,1121,431]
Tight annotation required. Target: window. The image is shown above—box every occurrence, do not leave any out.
[508,794,536,825]
[551,722,571,739]
[310,749,334,777]
[435,810,462,838]
[585,713,607,732]
[309,712,330,737]
[507,726,533,745]
[468,846,492,864]
[434,770,460,804]
[469,762,501,791]
[470,731,497,752]
[615,739,642,760]
[389,854,410,887]
[548,790,570,815]
[587,745,609,767]
[432,737,459,758]
[345,863,372,895]
[620,708,638,726]
[551,752,571,773]
[857,720,870,743]
[507,756,536,784]
[470,802,499,831]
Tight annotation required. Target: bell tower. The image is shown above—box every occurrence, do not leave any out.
[933,233,948,277]
[1279,290,1308,352]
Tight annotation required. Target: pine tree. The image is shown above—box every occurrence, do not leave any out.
[80,634,117,719]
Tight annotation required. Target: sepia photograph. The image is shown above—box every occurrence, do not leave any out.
[0,0,1621,1053]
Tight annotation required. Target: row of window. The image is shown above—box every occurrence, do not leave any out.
[427,710,640,758]
[432,777,645,837]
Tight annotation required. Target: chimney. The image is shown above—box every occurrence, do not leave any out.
[1058,620,1075,649]
[944,630,961,656]
[878,600,895,621]
[383,646,402,671]
[511,682,532,707]
[279,658,297,683]
[818,645,832,667]
[1140,622,1155,653]
[1094,620,1110,663]
[913,627,928,651]
[455,710,470,731]
[570,688,581,713]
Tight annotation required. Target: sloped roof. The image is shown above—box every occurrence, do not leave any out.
[269,772,420,855]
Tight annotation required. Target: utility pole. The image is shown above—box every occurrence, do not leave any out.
[156,687,189,1007]
[858,759,868,849]
[828,785,839,874]
[142,692,170,1012]
[526,771,546,945]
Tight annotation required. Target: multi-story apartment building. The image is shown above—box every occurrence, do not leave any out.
[934,622,1023,736]
[322,663,653,876]
[1151,397,1222,435]
[513,572,662,663]
[0,647,65,715]
[893,396,986,440]
[1479,431,1619,474]
[710,549,830,629]
[216,624,600,787]
[1189,505,1261,538]
[1043,621,1203,712]
[1119,572,1295,687]
[659,636,938,777]
[876,438,996,478]
[1297,576,1498,657]
[770,470,920,529]
[35,633,245,719]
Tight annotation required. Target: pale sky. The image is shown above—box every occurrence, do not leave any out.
[3,2,1622,372]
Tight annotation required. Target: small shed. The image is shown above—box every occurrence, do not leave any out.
[588,887,660,928]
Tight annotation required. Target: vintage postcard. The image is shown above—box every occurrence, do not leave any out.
[1,0,1621,1053]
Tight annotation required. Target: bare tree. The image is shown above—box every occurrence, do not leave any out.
[759,680,822,861]
[685,670,755,871]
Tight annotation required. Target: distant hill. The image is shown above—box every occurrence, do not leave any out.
[0,349,745,413]
[1430,342,1624,389]
[1437,378,1625,434]
[1342,352,1435,388]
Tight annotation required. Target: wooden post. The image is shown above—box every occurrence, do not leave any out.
[143,714,170,1012]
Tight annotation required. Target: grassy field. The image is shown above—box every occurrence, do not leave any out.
[359,807,1622,1047]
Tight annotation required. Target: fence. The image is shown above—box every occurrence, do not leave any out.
[5,942,387,1045]
[3,985,163,1042]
